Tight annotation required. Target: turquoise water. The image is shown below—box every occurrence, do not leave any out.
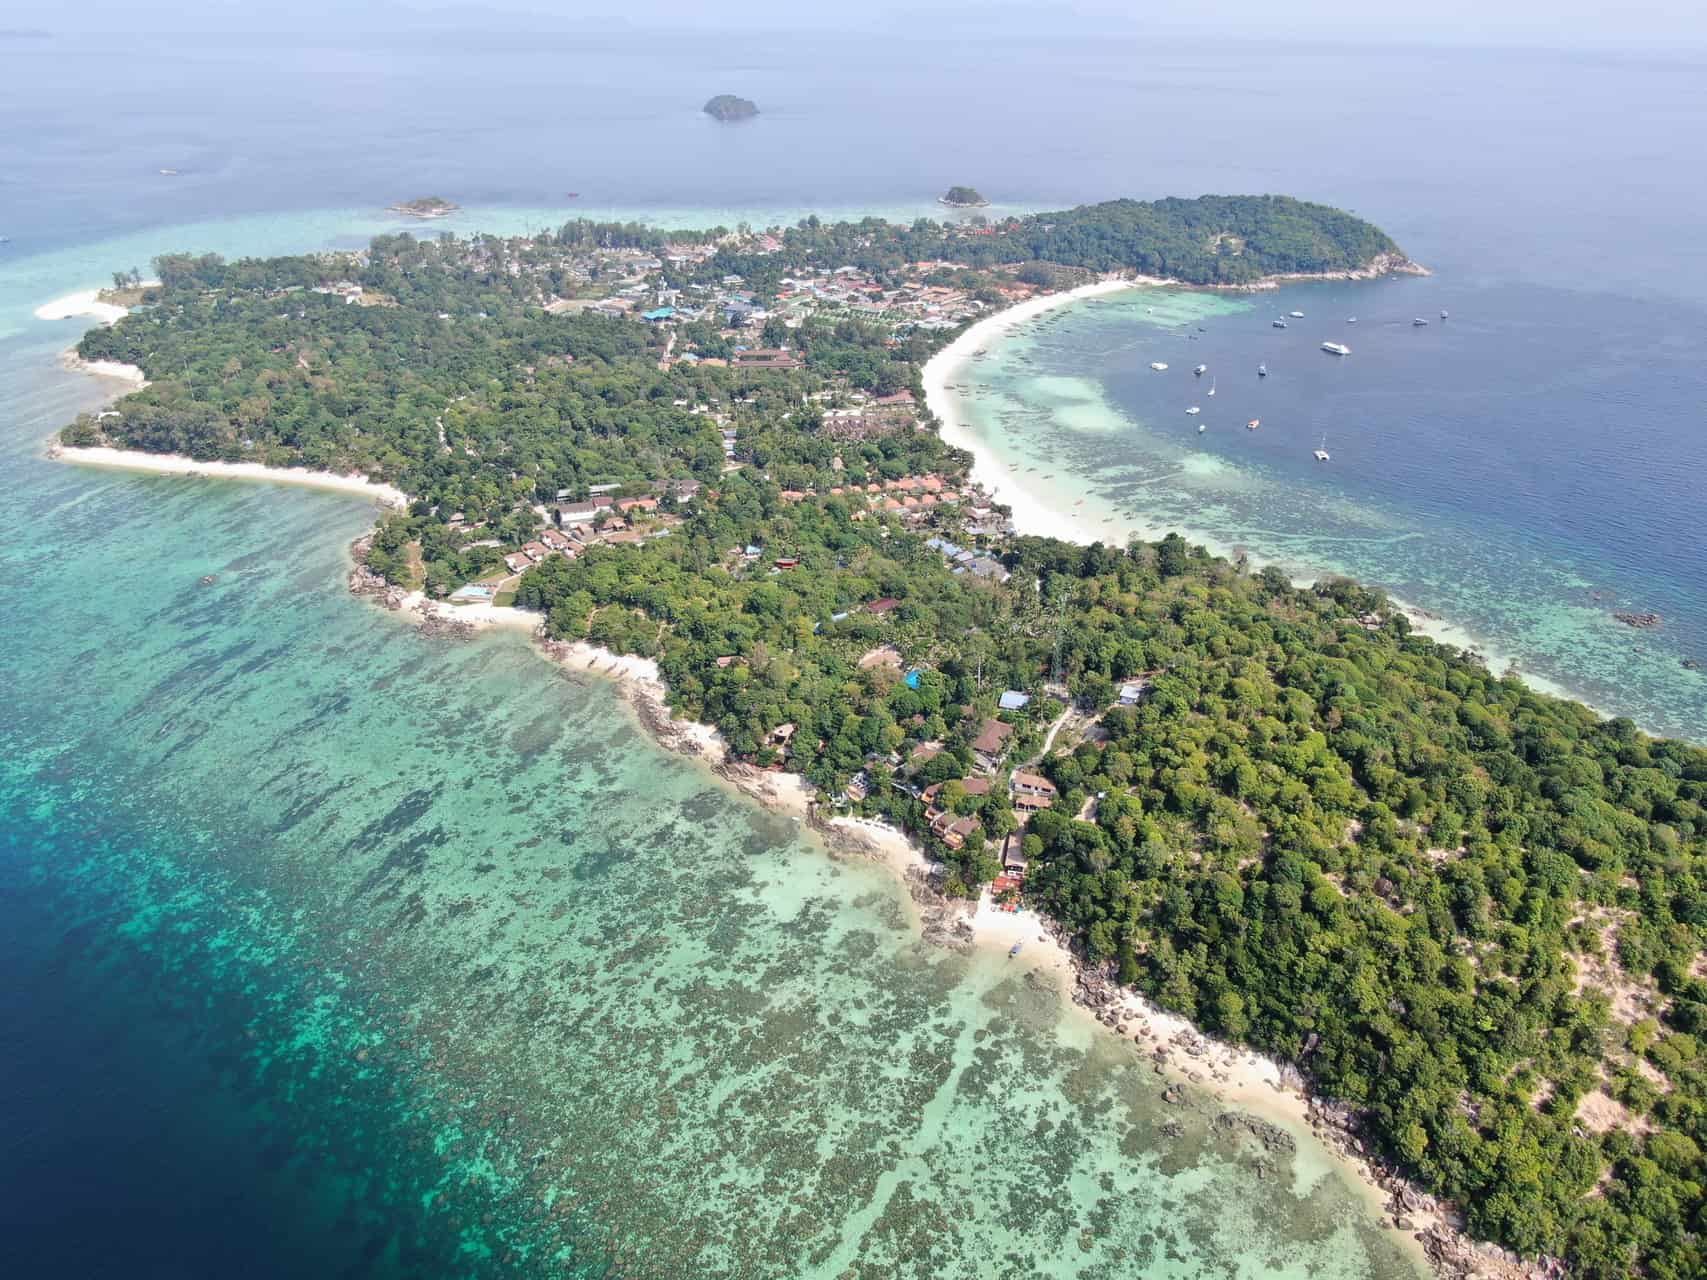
[0,211,1416,1275]
[953,284,1707,741]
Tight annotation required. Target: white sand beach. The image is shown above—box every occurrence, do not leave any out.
[36,289,130,325]
[53,445,409,506]
[923,278,1140,545]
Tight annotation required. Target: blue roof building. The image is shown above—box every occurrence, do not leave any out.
[999,691,1031,711]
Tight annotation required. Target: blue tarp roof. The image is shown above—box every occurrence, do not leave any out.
[999,691,1031,710]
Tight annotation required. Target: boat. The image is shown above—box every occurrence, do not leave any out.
[1440,309,1449,319]
[1347,316,1358,323]
[1247,418,1260,430]
[1412,317,1429,326]
[158,168,179,176]
[1149,361,1168,371]
[1272,319,1288,329]
[1185,406,1201,415]
[1198,422,1206,433]
[1313,434,1331,462]
[1206,378,1216,397]
[1289,309,1305,318]
[1008,940,1023,958]
[1194,363,1207,375]
[1321,341,1352,356]
[1257,363,1268,377]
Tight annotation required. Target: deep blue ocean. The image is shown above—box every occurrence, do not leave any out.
[2,23,1704,1277]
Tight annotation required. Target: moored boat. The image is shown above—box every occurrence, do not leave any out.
[1321,341,1351,356]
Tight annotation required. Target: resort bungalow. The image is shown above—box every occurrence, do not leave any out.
[929,812,978,850]
[971,719,1015,772]
[1010,771,1058,816]
[1000,833,1029,877]
[503,552,531,573]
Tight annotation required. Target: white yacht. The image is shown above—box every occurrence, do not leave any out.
[1413,317,1429,326]
[1149,361,1169,371]
[1313,433,1330,461]
[1206,378,1216,396]
[1321,341,1352,356]
[1257,363,1268,377]
[1289,309,1305,318]
[1194,363,1207,375]
[1272,319,1288,329]
[1186,406,1201,415]
[1197,422,1207,433]
[1247,418,1260,430]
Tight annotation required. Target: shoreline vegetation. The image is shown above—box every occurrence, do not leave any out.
[43,197,1706,1280]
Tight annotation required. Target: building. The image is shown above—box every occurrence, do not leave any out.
[971,719,1015,770]
[998,691,1030,711]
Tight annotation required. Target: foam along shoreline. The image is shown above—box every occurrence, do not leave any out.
[53,445,409,507]
[921,281,1615,728]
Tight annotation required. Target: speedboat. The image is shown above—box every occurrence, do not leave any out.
[1198,422,1206,433]
[1321,341,1352,356]
[1194,363,1207,375]
[1247,419,1260,430]
[1412,317,1429,326]
[1149,361,1168,371]
[1289,310,1305,318]
[1272,319,1288,329]
[1185,406,1201,415]
[1440,309,1449,319]
[1347,316,1357,323]
[1257,363,1268,377]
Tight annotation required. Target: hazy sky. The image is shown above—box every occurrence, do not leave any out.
[8,0,1707,50]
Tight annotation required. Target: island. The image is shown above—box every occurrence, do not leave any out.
[53,194,1704,1280]
[939,185,989,208]
[702,94,758,122]
[387,195,459,219]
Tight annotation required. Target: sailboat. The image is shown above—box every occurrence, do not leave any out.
[1206,377,1216,397]
[1313,433,1331,462]
[1257,363,1267,377]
